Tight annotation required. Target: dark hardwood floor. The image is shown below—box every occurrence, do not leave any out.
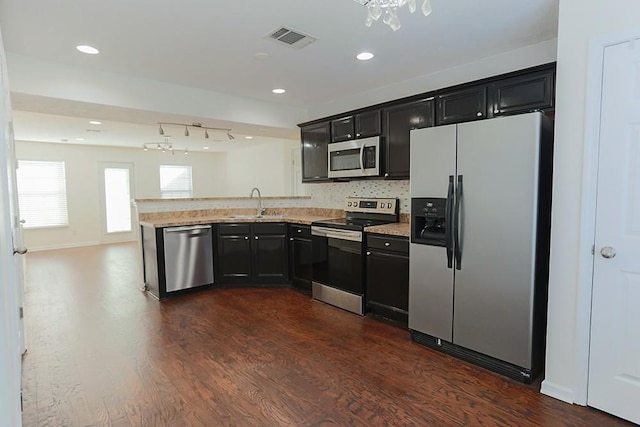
[21,243,630,427]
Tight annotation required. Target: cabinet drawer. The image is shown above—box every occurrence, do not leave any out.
[253,223,287,235]
[218,223,251,236]
[367,234,409,255]
[289,224,311,239]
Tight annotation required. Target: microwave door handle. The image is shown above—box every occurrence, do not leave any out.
[359,143,365,174]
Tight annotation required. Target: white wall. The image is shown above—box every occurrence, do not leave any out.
[15,141,228,250]
[308,39,558,119]
[225,140,298,196]
[7,53,308,130]
[542,0,640,404]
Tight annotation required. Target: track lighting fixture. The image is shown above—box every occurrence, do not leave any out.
[157,122,234,141]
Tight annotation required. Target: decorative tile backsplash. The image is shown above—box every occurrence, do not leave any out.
[136,180,410,214]
[303,180,410,212]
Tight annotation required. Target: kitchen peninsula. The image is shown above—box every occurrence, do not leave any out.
[136,196,410,310]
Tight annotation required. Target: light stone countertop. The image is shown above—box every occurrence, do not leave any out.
[364,222,410,238]
[139,214,411,237]
[139,214,339,228]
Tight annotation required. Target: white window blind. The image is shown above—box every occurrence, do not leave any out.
[16,160,69,229]
[160,165,193,199]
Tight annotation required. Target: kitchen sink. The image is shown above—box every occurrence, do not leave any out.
[228,214,284,220]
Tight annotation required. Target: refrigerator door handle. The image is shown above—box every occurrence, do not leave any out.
[446,175,455,269]
[454,175,463,270]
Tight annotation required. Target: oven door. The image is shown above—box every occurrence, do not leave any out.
[311,226,363,295]
[328,137,380,179]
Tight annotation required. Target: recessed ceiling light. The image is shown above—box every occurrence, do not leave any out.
[272,88,286,94]
[356,52,374,61]
[76,45,99,55]
[89,120,102,125]
[245,136,253,139]
[75,138,85,141]
[203,146,210,150]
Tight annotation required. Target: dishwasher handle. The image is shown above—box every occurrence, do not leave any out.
[164,225,212,233]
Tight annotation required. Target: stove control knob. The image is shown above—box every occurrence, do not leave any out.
[379,202,384,208]
[387,203,392,208]
[347,202,352,207]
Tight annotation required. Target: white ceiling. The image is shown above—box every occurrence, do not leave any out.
[0,0,559,150]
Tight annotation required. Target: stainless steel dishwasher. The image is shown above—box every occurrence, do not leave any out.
[163,225,214,292]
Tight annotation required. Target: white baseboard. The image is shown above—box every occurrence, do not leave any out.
[541,380,575,404]
[27,238,137,252]
[27,241,101,252]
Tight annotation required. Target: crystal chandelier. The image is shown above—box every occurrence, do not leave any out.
[354,0,432,31]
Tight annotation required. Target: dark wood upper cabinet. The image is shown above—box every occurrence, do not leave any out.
[354,110,381,138]
[383,98,434,179]
[488,69,555,117]
[300,121,330,182]
[331,116,354,142]
[331,110,381,142]
[436,85,487,126]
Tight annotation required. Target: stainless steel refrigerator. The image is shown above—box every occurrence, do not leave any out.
[408,112,553,383]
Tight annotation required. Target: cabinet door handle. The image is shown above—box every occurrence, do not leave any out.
[384,173,389,177]
[244,236,249,240]
[290,237,294,241]
[356,133,361,137]
[255,236,259,240]
[366,251,371,255]
[297,229,302,233]
[476,112,483,117]
[384,242,391,247]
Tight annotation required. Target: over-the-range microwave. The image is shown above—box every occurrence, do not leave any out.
[327,136,381,179]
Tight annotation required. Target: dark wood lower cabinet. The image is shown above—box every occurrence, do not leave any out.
[366,234,409,326]
[252,224,289,283]
[217,223,289,285]
[217,234,252,283]
[289,224,312,292]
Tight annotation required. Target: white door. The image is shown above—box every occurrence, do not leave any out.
[0,30,24,425]
[587,39,640,424]
[99,162,135,243]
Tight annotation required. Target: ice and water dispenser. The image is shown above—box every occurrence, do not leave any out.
[411,198,448,246]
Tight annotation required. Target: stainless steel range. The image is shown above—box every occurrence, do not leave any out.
[311,197,399,315]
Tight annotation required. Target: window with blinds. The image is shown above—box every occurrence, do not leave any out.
[16,160,69,229]
[159,165,193,199]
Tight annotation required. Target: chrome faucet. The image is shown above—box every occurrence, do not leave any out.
[249,187,264,217]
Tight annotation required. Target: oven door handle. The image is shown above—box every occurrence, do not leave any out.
[359,143,365,174]
[312,226,362,242]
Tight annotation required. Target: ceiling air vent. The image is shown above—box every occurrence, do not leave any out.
[265,26,317,49]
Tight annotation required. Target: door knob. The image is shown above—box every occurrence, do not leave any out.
[13,246,28,255]
[600,246,616,259]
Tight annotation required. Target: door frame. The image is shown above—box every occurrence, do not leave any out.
[573,27,640,406]
[98,162,136,243]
